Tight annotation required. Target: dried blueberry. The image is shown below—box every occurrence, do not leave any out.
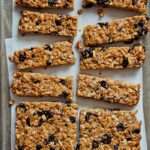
[19,54,26,62]
[92,140,99,149]
[69,116,76,123]
[101,133,112,144]
[50,148,55,150]
[132,128,140,134]
[48,0,57,6]
[55,19,62,26]
[45,44,52,51]
[100,94,105,101]
[46,59,52,66]
[36,20,42,26]
[59,91,69,99]
[97,0,107,5]
[65,101,72,107]
[81,48,93,59]
[83,2,94,8]
[49,134,55,142]
[138,20,144,27]
[26,117,30,126]
[36,144,42,150]
[44,110,53,119]
[116,123,126,131]
[122,57,129,68]
[18,145,23,150]
[138,27,148,36]
[38,118,43,126]
[98,22,108,27]
[126,137,132,141]
[85,112,92,122]
[60,79,66,85]
[114,144,119,150]
[32,78,40,84]
[75,144,80,150]
[132,0,137,5]
[100,80,107,89]
[17,103,27,112]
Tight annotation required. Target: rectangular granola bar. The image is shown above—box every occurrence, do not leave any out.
[80,45,145,70]
[15,0,74,9]
[9,41,76,69]
[18,10,78,37]
[12,72,73,100]
[83,15,150,46]
[80,109,141,150]
[77,74,140,106]
[15,102,78,150]
[82,0,147,13]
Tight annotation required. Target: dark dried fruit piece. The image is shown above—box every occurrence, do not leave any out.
[36,20,42,26]
[98,22,108,27]
[59,91,69,99]
[17,103,27,112]
[100,80,107,89]
[132,0,138,5]
[45,44,52,51]
[43,110,53,120]
[18,145,23,150]
[100,94,105,101]
[69,116,76,123]
[126,137,132,141]
[81,48,93,59]
[122,57,129,68]
[50,148,55,150]
[60,79,66,85]
[138,20,144,27]
[114,144,119,150]
[36,144,42,150]
[32,78,40,84]
[26,117,30,126]
[101,133,112,144]
[46,59,52,66]
[116,123,126,131]
[83,2,94,8]
[19,54,26,62]
[85,112,92,122]
[137,27,148,36]
[65,101,72,107]
[38,118,43,126]
[55,19,62,26]
[132,128,140,134]
[48,0,57,6]
[49,134,55,142]
[92,140,99,149]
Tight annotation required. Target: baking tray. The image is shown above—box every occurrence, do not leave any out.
[1,0,150,149]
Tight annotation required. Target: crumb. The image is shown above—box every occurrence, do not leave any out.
[78,9,83,15]
[98,8,104,17]
[76,41,83,49]
[9,100,15,105]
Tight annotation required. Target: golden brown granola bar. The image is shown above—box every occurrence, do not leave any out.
[80,45,145,70]
[82,0,147,13]
[80,109,141,150]
[9,41,76,69]
[15,0,74,9]
[15,102,78,150]
[83,15,150,46]
[77,74,140,106]
[18,11,78,37]
[12,72,73,100]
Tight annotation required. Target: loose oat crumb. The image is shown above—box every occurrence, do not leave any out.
[78,9,83,15]
[98,8,104,17]
[76,41,83,49]
[9,100,15,105]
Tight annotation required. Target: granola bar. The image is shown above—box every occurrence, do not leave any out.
[11,72,73,100]
[80,109,141,150]
[82,0,147,13]
[18,10,78,37]
[83,15,150,46]
[15,102,78,150]
[80,45,145,70]
[15,0,74,9]
[9,41,76,69]
[77,74,140,106]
